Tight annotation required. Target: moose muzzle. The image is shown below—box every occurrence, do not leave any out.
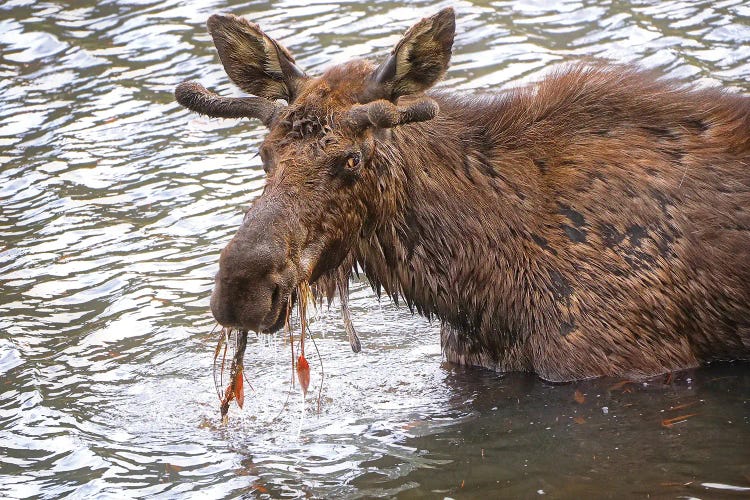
[210,198,298,332]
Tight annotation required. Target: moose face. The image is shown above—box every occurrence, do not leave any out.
[176,9,454,332]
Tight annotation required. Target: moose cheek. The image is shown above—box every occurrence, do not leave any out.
[306,236,351,282]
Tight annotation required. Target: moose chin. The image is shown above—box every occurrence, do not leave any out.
[175,8,750,382]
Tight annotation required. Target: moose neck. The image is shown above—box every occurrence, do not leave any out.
[355,94,543,368]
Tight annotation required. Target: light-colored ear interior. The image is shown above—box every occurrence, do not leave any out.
[208,14,305,102]
[371,7,455,101]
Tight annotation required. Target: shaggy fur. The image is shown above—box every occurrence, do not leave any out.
[177,9,750,381]
[358,66,750,381]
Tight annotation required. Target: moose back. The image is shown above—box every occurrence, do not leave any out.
[176,8,750,381]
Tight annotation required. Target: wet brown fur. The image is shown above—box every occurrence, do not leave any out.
[184,9,750,381]
[358,66,750,381]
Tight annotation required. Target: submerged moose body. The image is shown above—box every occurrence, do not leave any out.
[176,8,750,382]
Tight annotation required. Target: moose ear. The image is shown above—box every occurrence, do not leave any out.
[370,8,455,101]
[207,14,306,102]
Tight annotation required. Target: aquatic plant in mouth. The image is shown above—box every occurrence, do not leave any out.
[213,277,361,420]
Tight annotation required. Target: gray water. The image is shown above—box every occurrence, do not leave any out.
[1,0,749,498]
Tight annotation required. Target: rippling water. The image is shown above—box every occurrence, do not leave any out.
[1,0,749,497]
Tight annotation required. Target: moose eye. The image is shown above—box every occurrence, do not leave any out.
[345,152,361,170]
[332,151,363,180]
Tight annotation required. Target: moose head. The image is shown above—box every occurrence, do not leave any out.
[176,9,455,333]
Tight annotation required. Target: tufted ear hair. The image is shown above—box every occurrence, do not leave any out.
[369,7,455,102]
[207,14,306,102]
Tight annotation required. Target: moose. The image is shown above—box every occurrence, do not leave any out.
[176,8,750,382]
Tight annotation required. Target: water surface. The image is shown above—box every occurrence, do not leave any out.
[1,0,749,498]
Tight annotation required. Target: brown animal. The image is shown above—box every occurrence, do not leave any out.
[176,8,750,381]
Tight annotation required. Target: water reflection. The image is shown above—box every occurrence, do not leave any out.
[1,0,748,497]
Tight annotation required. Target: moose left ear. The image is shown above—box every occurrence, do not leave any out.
[207,14,306,102]
[370,7,455,101]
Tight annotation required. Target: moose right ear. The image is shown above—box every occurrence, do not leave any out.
[207,14,306,102]
[369,8,455,101]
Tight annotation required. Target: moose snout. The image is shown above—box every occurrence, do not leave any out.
[210,211,296,332]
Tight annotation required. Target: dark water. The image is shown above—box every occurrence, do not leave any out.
[1,0,749,498]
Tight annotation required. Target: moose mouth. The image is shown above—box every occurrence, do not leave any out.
[259,289,296,333]
[210,265,302,334]
[259,254,336,333]
[225,260,342,334]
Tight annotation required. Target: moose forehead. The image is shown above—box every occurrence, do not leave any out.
[271,60,376,140]
[301,60,376,104]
